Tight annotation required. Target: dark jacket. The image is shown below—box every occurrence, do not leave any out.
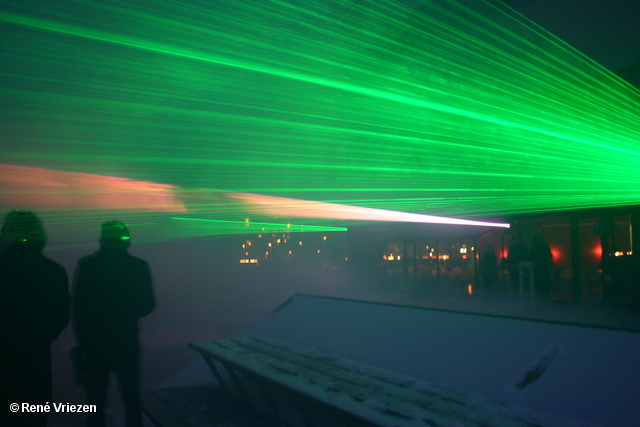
[72,247,154,359]
[0,245,70,409]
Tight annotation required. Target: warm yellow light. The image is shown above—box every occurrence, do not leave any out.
[468,284,473,295]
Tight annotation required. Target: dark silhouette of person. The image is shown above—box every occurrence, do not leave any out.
[507,236,528,294]
[479,245,498,296]
[72,221,155,427]
[530,233,553,300]
[0,210,70,427]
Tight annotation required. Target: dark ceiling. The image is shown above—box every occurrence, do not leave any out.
[508,0,640,87]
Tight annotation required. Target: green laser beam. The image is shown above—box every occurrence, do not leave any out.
[2,0,640,230]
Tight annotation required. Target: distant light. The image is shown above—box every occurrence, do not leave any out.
[468,284,473,295]
[593,245,603,257]
[240,259,258,264]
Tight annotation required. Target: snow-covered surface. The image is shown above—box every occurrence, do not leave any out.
[191,336,598,427]
[170,294,640,426]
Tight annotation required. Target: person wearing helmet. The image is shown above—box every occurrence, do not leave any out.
[0,210,70,427]
[72,220,155,427]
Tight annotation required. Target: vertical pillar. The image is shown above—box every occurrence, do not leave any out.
[473,237,478,294]
[500,232,506,295]
[571,215,581,301]
[413,241,418,285]
[600,217,614,302]
[403,241,408,286]
[631,213,640,305]
[436,239,441,293]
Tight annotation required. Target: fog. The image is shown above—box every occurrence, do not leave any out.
[41,232,640,426]
[45,235,375,425]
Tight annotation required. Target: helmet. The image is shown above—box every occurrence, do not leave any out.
[100,220,130,242]
[0,210,47,250]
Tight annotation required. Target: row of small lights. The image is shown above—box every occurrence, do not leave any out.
[385,245,633,261]
[240,234,342,263]
[384,245,475,261]
[614,251,633,256]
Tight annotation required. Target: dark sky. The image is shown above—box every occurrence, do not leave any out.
[511,0,640,73]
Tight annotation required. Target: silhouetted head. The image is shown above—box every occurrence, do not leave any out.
[0,209,47,252]
[99,220,130,250]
